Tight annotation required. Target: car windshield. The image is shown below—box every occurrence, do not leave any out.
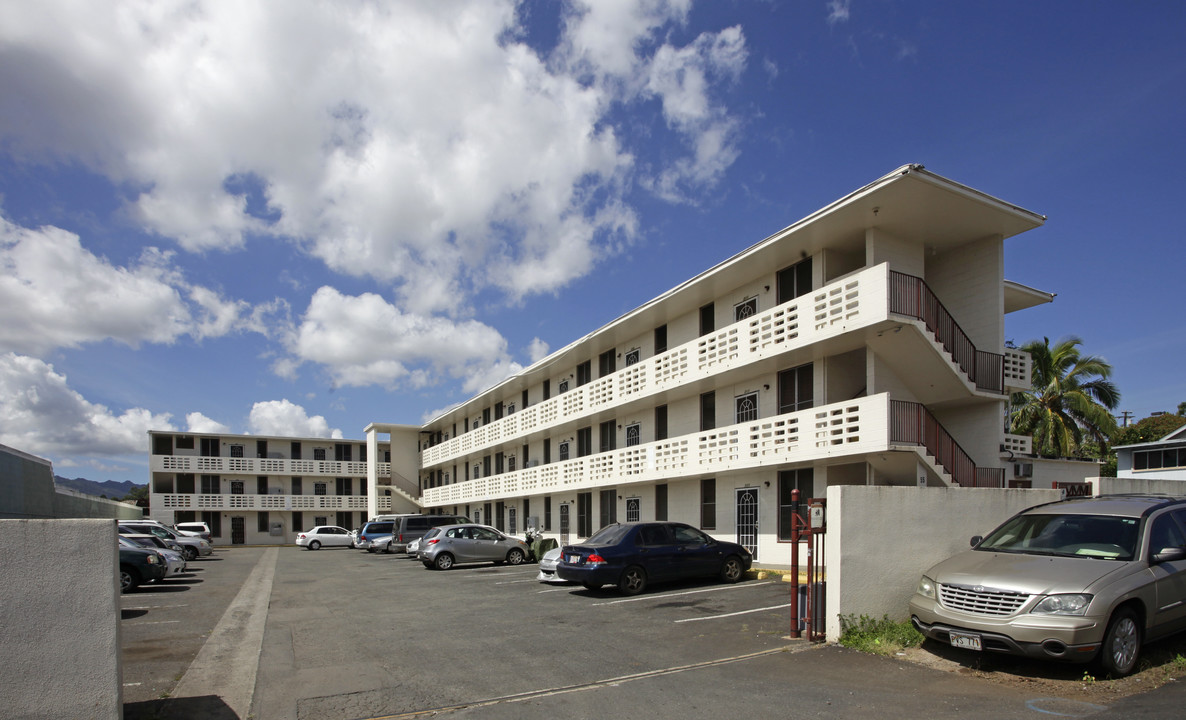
[977,513,1139,560]
[586,524,633,545]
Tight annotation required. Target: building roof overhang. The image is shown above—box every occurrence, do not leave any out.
[1004,280,1056,313]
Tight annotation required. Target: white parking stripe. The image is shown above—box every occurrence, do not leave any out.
[122,604,189,610]
[591,581,774,605]
[126,620,183,625]
[673,602,794,623]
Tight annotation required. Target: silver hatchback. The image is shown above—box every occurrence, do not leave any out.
[419,524,530,570]
[909,494,1186,676]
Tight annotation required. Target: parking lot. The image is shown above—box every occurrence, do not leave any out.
[122,545,1186,720]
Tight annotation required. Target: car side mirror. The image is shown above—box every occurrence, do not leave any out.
[1152,547,1186,564]
[970,536,982,548]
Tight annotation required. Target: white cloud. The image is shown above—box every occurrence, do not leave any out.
[826,0,852,25]
[527,338,551,363]
[0,0,747,313]
[287,286,523,392]
[0,216,260,354]
[185,412,230,434]
[0,352,176,457]
[247,399,342,439]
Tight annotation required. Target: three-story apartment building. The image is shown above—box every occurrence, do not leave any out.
[148,427,420,544]
[403,165,1051,563]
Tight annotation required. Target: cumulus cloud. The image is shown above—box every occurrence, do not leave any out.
[527,338,551,363]
[185,412,230,434]
[0,352,176,456]
[247,399,342,439]
[826,0,852,25]
[0,0,748,313]
[0,216,262,355]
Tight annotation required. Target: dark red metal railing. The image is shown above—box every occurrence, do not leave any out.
[889,271,1004,394]
[890,400,1002,487]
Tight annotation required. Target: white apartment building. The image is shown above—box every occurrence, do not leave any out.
[147,428,421,544]
[400,164,1052,564]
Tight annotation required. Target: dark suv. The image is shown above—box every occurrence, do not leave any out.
[910,494,1186,676]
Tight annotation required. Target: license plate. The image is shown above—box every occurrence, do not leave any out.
[568,554,580,563]
[949,631,982,651]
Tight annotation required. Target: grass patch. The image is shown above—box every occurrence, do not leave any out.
[838,614,924,656]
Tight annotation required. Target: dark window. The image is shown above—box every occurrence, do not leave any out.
[577,427,592,457]
[625,348,640,366]
[700,391,716,431]
[230,444,244,458]
[336,511,352,530]
[734,297,758,322]
[543,379,551,400]
[599,489,617,528]
[778,468,814,541]
[315,483,327,496]
[599,349,616,377]
[495,452,504,475]
[778,363,814,414]
[655,405,668,441]
[577,492,593,537]
[700,478,716,529]
[200,475,219,494]
[655,484,668,521]
[699,303,715,336]
[291,477,302,495]
[258,511,269,533]
[230,481,244,495]
[495,402,504,420]
[599,420,616,453]
[777,257,813,304]
[735,392,759,424]
[483,407,491,425]
[576,360,592,387]
[626,424,640,447]
[200,437,220,457]
[654,325,667,354]
[522,389,529,409]
[152,435,173,455]
[336,478,352,495]
[483,455,491,477]
[335,443,352,461]
[544,496,552,531]
[175,435,194,450]
[495,501,505,531]
[202,511,222,538]
[290,442,301,460]
[292,511,303,531]
[257,476,267,494]
[544,438,552,464]
[176,474,195,493]
[257,440,268,458]
[559,441,570,462]
[314,448,326,461]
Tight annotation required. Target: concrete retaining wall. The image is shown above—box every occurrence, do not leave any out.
[1092,476,1186,496]
[824,485,1061,640]
[1,443,143,521]
[0,519,122,720]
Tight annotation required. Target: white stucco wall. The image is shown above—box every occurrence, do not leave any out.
[823,485,1061,641]
[0,519,122,719]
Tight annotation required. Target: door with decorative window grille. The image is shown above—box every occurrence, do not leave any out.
[559,504,570,546]
[231,516,246,545]
[735,488,758,561]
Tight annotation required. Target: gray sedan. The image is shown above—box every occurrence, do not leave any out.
[419,524,529,570]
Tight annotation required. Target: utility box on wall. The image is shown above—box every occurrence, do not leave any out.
[270,521,284,536]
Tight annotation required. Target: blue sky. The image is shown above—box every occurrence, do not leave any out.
[2,1,1184,485]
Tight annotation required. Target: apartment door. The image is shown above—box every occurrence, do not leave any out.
[736,488,758,561]
[231,516,246,545]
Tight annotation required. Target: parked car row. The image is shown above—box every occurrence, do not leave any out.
[116,520,213,592]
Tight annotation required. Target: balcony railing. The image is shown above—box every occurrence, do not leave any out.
[150,455,391,479]
[889,271,1004,393]
[889,400,1002,488]
[155,493,371,511]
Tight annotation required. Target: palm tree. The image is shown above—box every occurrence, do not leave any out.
[1010,336,1120,457]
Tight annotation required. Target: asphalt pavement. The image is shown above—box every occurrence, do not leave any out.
[120,546,1186,720]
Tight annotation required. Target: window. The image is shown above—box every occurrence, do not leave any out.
[336,511,352,530]
[314,515,328,528]
[495,452,504,475]
[700,391,716,431]
[483,455,491,477]
[655,405,668,441]
[494,402,504,420]
[577,492,593,537]
[336,478,352,495]
[576,360,592,387]
[200,437,219,457]
[735,392,759,424]
[202,511,222,538]
[598,349,616,378]
[625,348,640,366]
[654,325,667,354]
[599,489,617,528]
[655,484,668,521]
[778,468,814,541]
[508,507,517,534]
[559,442,570,462]
[152,435,173,455]
[291,477,302,495]
[230,444,244,458]
[334,443,352,461]
[314,483,327,496]
[495,501,505,531]
[778,363,814,414]
[175,435,194,450]
[599,420,616,453]
[258,511,269,533]
[626,497,640,523]
[313,448,326,461]
[176,474,195,493]
[544,438,551,464]
[290,442,301,460]
[507,455,516,472]
[544,496,552,531]
[734,297,757,322]
[777,257,812,304]
[626,423,640,447]
[257,476,267,494]
[700,478,716,529]
[522,389,529,409]
[292,511,303,531]
[200,475,219,494]
[230,481,244,495]
[577,427,592,457]
[256,440,267,458]
[559,378,569,394]
[699,303,714,336]
[543,379,551,400]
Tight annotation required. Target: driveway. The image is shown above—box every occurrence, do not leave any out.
[123,546,1186,719]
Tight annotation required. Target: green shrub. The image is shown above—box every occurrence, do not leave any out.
[838,614,924,656]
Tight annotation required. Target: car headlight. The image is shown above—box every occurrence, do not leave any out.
[146,554,159,564]
[916,575,936,599]
[1032,594,1093,616]
[200,540,210,547]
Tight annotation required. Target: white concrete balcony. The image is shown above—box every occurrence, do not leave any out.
[150,454,391,480]
[1003,349,1032,393]
[153,493,370,512]
[1002,433,1033,455]
[422,394,896,506]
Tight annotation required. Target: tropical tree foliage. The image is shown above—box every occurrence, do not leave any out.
[1010,336,1120,458]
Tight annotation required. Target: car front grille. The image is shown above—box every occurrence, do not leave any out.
[938,583,1030,616]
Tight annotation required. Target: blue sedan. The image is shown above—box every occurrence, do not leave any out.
[556,522,752,595]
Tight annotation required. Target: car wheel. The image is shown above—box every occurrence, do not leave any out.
[434,553,455,571]
[720,555,744,583]
[1098,607,1141,677]
[183,546,198,561]
[309,540,321,550]
[618,566,647,595]
[506,548,526,565]
[582,582,602,591]
[119,565,139,593]
[367,547,376,553]
[382,542,392,554]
